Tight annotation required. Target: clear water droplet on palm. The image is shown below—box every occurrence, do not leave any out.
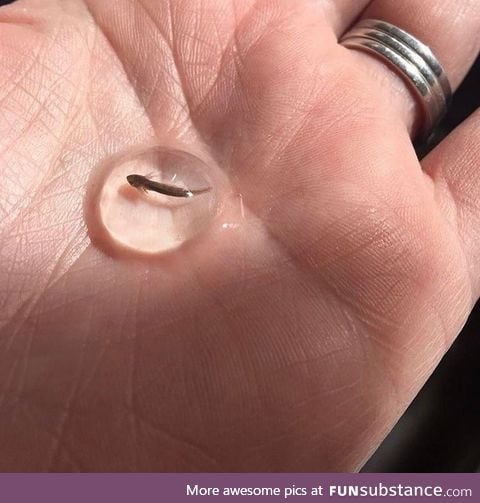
[88,146,219,256]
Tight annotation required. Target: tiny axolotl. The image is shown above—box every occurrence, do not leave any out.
[126,174,211,198]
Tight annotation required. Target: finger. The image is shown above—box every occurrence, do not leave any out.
[86,0,272,139]
[423,106,480,294]
[343,0,480,134]
[319,0,371,36]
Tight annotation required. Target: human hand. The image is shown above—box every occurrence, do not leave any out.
[0,0,479,471]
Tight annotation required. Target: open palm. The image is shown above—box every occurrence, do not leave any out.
[1,0,479,471]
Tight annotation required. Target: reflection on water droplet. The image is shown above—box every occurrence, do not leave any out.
[221,222,239,230]
[86,145,220,256]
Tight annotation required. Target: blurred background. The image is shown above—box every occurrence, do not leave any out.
[0,0,479,473]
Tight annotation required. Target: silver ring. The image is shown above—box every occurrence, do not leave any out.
[340,19,451,140]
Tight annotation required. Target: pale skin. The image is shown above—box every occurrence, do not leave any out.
[0,0,479,471]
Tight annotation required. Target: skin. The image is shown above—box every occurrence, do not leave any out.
[0,0,480,471]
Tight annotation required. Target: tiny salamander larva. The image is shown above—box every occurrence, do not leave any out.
[126,174,211,198]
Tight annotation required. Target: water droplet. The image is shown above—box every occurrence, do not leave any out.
[86,145,221,257]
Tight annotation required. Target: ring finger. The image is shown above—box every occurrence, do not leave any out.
[341,0,480,136]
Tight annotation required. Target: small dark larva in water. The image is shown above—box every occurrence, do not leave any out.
[126,174,211,198]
